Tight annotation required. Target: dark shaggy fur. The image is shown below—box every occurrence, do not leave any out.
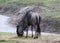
[16,10,41,39]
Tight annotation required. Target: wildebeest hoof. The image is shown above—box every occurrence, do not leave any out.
[34,37,36,39]
[18,36,23,37]
[17,34,23,37]
[25,36,28,38]
[34,36,38,39]
[31,36,33,38]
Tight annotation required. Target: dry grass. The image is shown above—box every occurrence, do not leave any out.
[0,32,60,43]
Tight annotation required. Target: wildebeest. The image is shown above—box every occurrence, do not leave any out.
[16,6,41,39]
[16,11,41,38]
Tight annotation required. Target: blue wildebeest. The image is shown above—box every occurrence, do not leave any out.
[16,6,41,39]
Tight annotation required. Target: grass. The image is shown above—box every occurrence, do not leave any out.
[0,0,60,6]
[0,0,44,6]
[44,12,60,18]
[43,0,60,7]
[0,32,60,43]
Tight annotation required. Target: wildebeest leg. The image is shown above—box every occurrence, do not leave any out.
[37,24,41,37]
[34,26,37,39]
[31,26,33,37]
[34,25,38,39]
[25,27,28,38]
[34,31,38,39]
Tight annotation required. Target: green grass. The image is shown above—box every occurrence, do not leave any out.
[0,0,60,6]
[40,12,60,19]
[48,12,60,18]
[43,0,60,7]
[0,0,44,6]
[0,32,60,43]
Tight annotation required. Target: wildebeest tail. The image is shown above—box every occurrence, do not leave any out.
[36,16,41,34]
[37,25,41,34]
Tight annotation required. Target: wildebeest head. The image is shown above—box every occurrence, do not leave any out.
[16,23,24,37]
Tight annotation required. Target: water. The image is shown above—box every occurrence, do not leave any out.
[0,15,16,33]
